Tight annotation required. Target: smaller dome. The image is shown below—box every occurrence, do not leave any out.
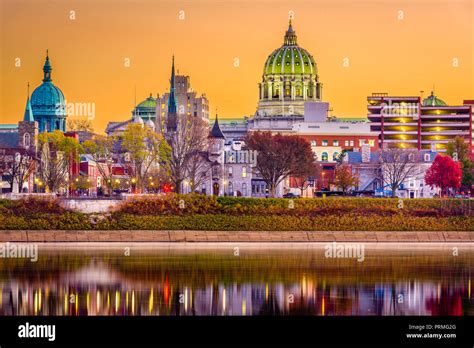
[133,115,144,125]
[423,91,447,106]
[145,119,155,130]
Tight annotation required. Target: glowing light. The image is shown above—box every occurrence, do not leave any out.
[115,291,120,313]
[242,299,247,315]
[96,290,101,312]
[149,288,154,314]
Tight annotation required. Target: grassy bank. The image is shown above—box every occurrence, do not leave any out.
[0,195,472,231]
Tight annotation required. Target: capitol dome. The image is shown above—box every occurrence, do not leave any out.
[263,22,317,75]
[257,20,322,118]
[30,51,67,132]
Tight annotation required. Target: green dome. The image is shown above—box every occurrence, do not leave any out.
[264,21,317,75]
[137,94,157,108]
[423,91,447,106]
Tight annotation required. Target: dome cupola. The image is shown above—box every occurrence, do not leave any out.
[30,50,67,133]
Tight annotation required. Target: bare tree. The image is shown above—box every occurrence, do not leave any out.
[162,115,209,193]
[186,150,210,192]
[379,146,419,198]
[0,149,36,193]
[82,135,118,195]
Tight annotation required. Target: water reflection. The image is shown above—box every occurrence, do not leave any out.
[0,243,472,316]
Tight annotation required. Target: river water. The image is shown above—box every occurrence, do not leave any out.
[0,243,472,316]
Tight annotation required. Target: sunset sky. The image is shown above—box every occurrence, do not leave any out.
[0,0,473,133]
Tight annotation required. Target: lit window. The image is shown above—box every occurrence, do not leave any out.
[322,140,328,146]
[349,141,354,147]
[345,141,349,146]
[311,140,316,146]
[359,139,365,146]
[333,152,339,161]
[242,166,247,178]
[424,154,431,162]
[368,140,375,146]
[321,152,328,162]
[333,140,339,146]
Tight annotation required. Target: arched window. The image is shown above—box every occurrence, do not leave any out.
[321,152,328,162]
[23,133,31,148]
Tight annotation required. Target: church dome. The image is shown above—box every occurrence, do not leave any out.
[30,51,67,132]
[263,21,317,75]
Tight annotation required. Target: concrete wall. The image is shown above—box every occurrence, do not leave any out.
[59,199,122,213]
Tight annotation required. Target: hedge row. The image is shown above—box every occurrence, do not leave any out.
[116,194,472,217]
[0,213,472,231]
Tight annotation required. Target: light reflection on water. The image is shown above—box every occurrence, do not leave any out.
[0,243,472,316]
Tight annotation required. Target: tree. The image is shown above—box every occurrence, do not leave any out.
[38,131,82,193]
[447,136,473,193]
[0,149,36,193]
[425,154,462,197]
[379,146,419,198]
[82,135,117,195]
[334,164,359,195]
[121,123,170,193]
[245,132,315,197]
[67,119,94,133]
[186,150,210,193]
[292,162,321,197]
[162,115,208,193]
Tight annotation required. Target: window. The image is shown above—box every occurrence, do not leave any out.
[333,152,339,161]
[310,140,316,146]
[242,166,247,178]
[242,183,247,197]
[201,183,206,194]
[228,182,233,196]
[408,153,415,162]
[359,139,365,146]
[23,133,31,148]
[321,152,328,162]
[345,140,349,146]
[228,167,233,178]
[368,139,375,146]
[424,154,431,162]
[349,141,354,147]
[322,140,328,147]
[333,140,339,146]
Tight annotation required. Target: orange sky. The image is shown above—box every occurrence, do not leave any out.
[0,0,473,133]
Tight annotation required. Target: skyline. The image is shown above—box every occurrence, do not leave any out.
[1,0,473,133]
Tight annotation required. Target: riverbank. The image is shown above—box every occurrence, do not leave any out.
[0,230,472,243]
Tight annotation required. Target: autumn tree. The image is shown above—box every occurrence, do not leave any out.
[121,123,170,193]
[162,115,208,193]
[38,131,82,193]
[82,135,117,195]
[245,132,315,197]
[379,146,419,198]
[446,136,473,193]
[425,154,462,197]
[334,164,359,195]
